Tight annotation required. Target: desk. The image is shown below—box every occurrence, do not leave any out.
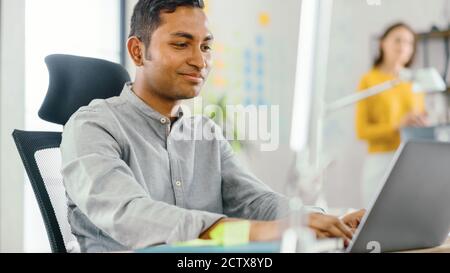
[398,238,450,253]
[136,242,280,253]
[136,238,450,253]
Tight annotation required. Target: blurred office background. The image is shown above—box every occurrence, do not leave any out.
[1,0,450,252]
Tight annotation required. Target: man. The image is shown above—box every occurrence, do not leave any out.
[61,0,364,252]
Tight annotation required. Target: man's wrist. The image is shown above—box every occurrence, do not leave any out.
[199,217,235,240]
[249,220,281,242]
[201,219,282,243]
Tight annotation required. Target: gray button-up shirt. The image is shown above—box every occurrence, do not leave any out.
[61,83,294,252]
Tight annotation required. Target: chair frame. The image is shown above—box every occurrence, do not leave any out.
[12,130,66,253]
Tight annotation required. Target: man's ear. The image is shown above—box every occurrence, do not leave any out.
[127,37,145,66]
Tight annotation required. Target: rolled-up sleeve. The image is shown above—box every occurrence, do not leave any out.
[61,109,225,250]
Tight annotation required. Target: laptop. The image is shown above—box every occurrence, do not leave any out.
[347,140,450,253]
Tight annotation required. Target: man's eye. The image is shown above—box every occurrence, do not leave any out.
[172,43,188,49]
[202,45,212,52]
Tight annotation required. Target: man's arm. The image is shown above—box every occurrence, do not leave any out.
[218,130,323,220]
[218,137,288,220]
[199,212,363,244]
[199,218,281,242]
[61,107,226,250]
[214,121,363,242]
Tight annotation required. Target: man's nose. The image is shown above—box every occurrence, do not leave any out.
[188,47,207,69]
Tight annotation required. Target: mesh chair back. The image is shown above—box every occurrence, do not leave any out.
[12,130,79,253]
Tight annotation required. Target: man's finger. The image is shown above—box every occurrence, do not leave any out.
[331,223,353,241]
[311,217,353,240]
[342,209,366,228]
[315,230,328,239]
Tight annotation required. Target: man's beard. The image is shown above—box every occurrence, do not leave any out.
[157,88,200,101]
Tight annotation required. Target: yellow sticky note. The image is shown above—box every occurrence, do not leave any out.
[210,221,251,246]
[213,75,227,87]
[214,59,225,69]
[204,0,210,14]
[258,12,271,27]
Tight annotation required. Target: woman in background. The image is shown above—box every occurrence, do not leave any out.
[356,22,429,207]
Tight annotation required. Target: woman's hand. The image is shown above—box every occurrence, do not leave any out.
[399,112,429,128]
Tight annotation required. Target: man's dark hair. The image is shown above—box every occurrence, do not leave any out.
[129,0,205,49]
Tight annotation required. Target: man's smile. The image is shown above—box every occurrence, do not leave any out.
[178,72,204,84]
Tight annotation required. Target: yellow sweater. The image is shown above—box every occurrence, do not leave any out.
[356,68,425,154]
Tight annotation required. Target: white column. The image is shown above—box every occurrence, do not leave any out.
[0,0,25,252]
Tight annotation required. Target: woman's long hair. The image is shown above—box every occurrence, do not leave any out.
[373,22,417,68]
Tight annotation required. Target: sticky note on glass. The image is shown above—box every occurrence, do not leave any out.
[258,12,271,27]
[209,221,251,246]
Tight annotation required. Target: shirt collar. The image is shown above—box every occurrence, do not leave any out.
[121,82,184,122]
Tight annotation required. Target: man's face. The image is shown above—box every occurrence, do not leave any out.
[142,7,213,101]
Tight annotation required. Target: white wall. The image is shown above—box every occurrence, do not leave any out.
[322,0,450,209]
[0,0,25,252]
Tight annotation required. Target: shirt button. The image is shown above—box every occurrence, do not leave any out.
[160,117,167,124]
[175,181,182,187]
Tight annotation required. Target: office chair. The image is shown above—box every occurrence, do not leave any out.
[12,54,130,253]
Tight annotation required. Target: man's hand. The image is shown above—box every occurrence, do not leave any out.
[307,213,353,244]
[341,209,366,232]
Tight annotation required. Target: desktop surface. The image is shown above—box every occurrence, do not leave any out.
[135,237,450,253]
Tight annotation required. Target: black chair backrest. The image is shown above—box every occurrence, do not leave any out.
[13,130,68,253]
[13,54,131,252]
[39,54,131,125]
